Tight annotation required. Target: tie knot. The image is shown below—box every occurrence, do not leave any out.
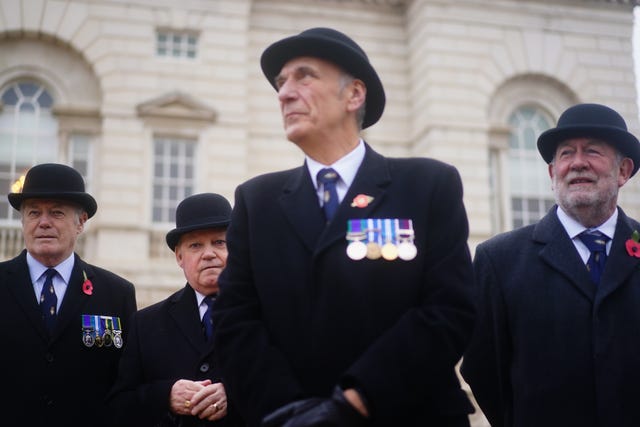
[578,230,610,253]
[43,268,57,281]
[204,296,215,309]
[317,168,339,185]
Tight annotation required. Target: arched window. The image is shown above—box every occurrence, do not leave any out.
[507,106,555,228]
[0,81,58,222]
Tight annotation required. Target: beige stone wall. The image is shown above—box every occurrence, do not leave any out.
[1,0,637,303]
[2,0,638,424]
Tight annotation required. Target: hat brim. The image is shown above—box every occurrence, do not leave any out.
[260,34,385,129]
[8,192,98,218]
[165,220,230,251]
[537,125,640,176]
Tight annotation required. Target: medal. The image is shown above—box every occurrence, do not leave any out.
[366,241,381,259]
[397,219,417,261]
[365,219,382,259]
[381,242,398,260]
[112,317,123,348]
[113,330,123,348]
[347,240,367,260]
[381,219,398,261]
[346,219,367,260]
[82,315,95,347]
[397,240,417,261]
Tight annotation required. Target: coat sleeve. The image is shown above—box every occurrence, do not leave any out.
[212,184,305,427]
[461,242,512,427]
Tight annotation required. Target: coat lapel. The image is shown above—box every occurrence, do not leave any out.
[315,144,391,254]
[5,251,49,339]
[596,209,640,304]
[535,208,596,302]
[169,285,211,353]
[52,255,92,340]
[279,165,326,252]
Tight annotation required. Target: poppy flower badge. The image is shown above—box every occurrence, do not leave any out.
[351,194,374,208]
[82,270,93,295]
[625,230,640,258]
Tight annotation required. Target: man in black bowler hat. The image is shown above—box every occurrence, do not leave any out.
[108,193,244,427]
[462,103,640,427]
[0,163,137,427]
[212,27,476,426]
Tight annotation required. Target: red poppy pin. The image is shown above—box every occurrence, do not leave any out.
[351,194,374,208]
[625,230,640,258]
[82,270,93,295]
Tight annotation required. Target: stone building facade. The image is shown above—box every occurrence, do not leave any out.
[0,0,638,423]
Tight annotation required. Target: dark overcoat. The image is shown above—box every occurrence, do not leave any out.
[0,249,137,427]
[213,144,476,427]
[108,284,244,427]
[462,206,640,427]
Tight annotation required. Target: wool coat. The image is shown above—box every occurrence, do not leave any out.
[0,250,137,427]
[462,206,640,427]
[213,144,476,427]
[108,284,244,427]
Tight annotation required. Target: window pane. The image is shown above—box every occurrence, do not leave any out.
[152,137,196,223]
[0,81,59,221]
[508,106,554,229]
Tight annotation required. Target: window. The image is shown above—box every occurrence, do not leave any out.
[508,106,555,228]
[156,30,198,59]
[152,136,196,223]
[0,81,58,222]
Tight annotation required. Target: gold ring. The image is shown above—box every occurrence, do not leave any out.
[184,400,191,408]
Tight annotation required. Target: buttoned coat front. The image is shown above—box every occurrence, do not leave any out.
[0,250,137,427]
[213,144,476,427]
[107,285,244,427]
[462,206,640,427]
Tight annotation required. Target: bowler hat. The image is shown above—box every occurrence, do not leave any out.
[8,163,97,217]
[165,193,232,251]
[537,103,640,176]
[260,27,386,129]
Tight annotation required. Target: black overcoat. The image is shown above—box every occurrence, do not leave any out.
[108,284,244,427]
[213,144,476,426]
[462,206,640,427]
[0,250,137,427]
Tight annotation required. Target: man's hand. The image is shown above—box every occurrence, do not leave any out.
[261,387,368,427]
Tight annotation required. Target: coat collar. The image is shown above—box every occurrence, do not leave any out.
[534,206,640,303]
[278,142,391,254]
[168,284,213,352]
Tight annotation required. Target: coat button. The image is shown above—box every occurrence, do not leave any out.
[199,363,210,373]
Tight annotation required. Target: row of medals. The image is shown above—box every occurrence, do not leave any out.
[346,219,417,261]
[82,315,123,348]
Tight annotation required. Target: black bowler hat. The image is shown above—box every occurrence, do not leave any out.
[537,103,640,176]
[8,163,97,217]
[260,27,386,129]
[165,193,232,251]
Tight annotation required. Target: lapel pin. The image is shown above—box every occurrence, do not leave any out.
[351,194,374,208]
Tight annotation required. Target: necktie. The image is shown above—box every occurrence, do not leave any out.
[317,168,340,222]
[202,296,215,341]
[40,268,58,333]
[578,230,610,284]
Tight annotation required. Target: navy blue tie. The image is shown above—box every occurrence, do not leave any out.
[317,168,340,222]
[40,268,58,333]
[202,296,215,341]
[578,231,610,284]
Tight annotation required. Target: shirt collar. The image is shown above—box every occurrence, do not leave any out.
[27,252,75,284]
[306,139,365,190]
[556,206,618,240]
